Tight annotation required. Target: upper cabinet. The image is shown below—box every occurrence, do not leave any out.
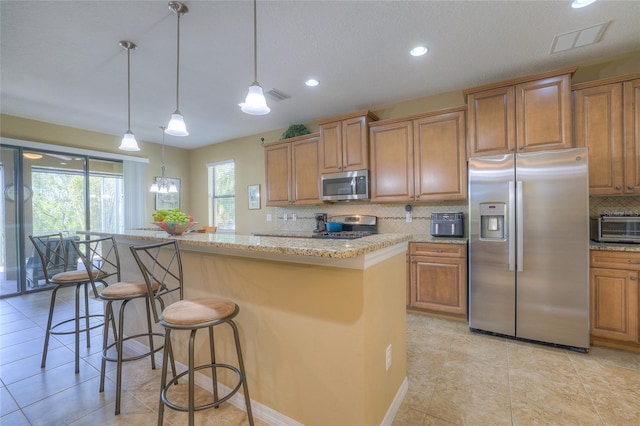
[318,110,378,174]
[369,107,467,203]
[464,67,576,157]
[573,74,640,195]
[264,133,322,206]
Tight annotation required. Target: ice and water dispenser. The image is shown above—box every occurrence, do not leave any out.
[479,203,506,240]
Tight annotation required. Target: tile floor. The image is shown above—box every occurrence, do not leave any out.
[2,288,640,425]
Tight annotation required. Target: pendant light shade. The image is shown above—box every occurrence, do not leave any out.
[166,1,189,136]
[118,41,140,151]
[240,0,270,115]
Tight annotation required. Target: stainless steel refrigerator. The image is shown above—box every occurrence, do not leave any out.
[468,148,590,350]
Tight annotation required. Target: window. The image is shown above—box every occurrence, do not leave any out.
[208,160,235,231]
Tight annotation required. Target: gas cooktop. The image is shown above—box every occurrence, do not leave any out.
[311,231,375,240]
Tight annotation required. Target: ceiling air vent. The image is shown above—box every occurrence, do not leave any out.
[265,89,290,102]
[550,21,610,54]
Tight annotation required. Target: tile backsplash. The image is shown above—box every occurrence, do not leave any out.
[272,195,640,235]
[275,201,468,235]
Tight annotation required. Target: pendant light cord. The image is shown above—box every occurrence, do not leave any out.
[175,12,181,110]
[127,47,132,131]
[253,0,258,83]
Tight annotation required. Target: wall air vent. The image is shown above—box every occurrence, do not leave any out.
[550,21,610,54]
[265,89,290,102]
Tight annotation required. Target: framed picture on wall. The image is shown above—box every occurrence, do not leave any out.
[248,184,260,210]
[155,177,180,210]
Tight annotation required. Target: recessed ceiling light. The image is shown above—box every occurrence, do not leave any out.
[305,79,319,87]
[571,0,597,9]
[410,46,428,57]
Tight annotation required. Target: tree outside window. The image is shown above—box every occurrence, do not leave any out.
[208,161,235,231]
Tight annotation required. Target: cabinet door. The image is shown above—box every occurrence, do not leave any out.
[410,256,467,316]
[369,121,414,203]
[624,79,640,194]
[342,115,369,171]
[264,143,291,206]
[414,110,467,201]
[291,136,321,204]
[515,74,573,152]
[590,268,639,343]
[319,121,342,174]
[574,83,624,195]
[467,86,516,157]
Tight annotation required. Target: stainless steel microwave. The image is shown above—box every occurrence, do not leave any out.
[321,170,369,201]
[591,215,640,244]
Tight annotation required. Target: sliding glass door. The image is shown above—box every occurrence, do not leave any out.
[0,146,123,297]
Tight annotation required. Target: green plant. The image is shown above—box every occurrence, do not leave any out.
[280,124,310,140]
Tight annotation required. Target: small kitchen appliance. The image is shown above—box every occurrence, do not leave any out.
[314,213,328,234]
[321,170,369,201]
[590,214,640,243]
[430,212,464,237]
[312,214,377,239]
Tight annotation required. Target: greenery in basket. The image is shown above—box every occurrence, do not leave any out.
[152,208,192,223]
[280,124,310,140]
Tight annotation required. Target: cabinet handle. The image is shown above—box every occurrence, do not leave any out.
[631,276,638,281]
[628,185,635,190]
[615,185,622,190]
[509,147,516,152]
[630,260,640,264]
[519,146,524,150]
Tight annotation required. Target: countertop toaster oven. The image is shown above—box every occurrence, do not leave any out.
[591,215,640,243]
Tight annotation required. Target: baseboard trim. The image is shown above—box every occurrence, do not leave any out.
[380,376,408,426]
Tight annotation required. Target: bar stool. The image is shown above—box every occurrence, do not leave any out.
[130,240,254,426]
[70,236,166,415]
[29,233,112,374]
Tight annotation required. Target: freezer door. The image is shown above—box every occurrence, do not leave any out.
[469,154,516,336]
[515,148,590,349]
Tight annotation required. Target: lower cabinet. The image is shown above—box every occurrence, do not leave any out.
[407,242,467,320]
[590,250,640,351]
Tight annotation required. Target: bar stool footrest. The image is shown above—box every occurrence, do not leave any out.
[102,332,165,363]
[49,314,104,335]
[161,363,243,413]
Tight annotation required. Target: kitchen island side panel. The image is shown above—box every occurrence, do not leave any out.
[115,240,407,426]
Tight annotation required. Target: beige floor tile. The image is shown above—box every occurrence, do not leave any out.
[510,396,602,426]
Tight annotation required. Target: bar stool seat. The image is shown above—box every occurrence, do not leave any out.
[130,240,253,426]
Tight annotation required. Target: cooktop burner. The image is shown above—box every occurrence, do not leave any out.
[312,231,375,240]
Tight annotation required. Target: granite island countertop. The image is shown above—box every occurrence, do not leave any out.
[81,229,412,269]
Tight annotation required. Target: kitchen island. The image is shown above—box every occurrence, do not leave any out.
[85,229,410,426]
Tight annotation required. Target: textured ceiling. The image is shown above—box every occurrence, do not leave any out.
[1,1,639,149]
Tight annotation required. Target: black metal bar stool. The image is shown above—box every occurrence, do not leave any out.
[29,233,111,374]
[130,240,254,426]
[71,236,167,415]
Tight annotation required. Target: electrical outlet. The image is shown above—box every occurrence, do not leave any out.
[406,211,412,223]
[292,213,297,221]
[385,344,392,371]
[283,214,288,221]
[266,214,272,222]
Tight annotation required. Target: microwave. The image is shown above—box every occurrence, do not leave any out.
[321,170,369,201]
[591,215,640,244]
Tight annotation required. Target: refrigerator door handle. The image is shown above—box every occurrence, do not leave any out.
[516,180,524,272]
[508,181,516,271]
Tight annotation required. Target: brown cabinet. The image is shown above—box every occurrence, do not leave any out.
[369,107,467,203]
[590,250,640,349]
[318,110,378,174]
[465,67,575,157]
[407,242,467,320]
[264,133,322,206]
[573,75,640,195]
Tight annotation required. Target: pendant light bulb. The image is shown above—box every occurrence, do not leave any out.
[119,131,140,151]
[149,182,160,193]
[240,83,270,115]
[119,41,140,151]
[166,2,189,136]
[165,110,189,136]
[241,0,270,115]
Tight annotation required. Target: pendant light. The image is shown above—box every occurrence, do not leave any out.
[118,41,140,151]
[240,0,270,115]
[165,1,189,136]
[150,126,178,193]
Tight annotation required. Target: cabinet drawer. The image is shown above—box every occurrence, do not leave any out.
[590,250,640,270]
[410,243,466,258]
